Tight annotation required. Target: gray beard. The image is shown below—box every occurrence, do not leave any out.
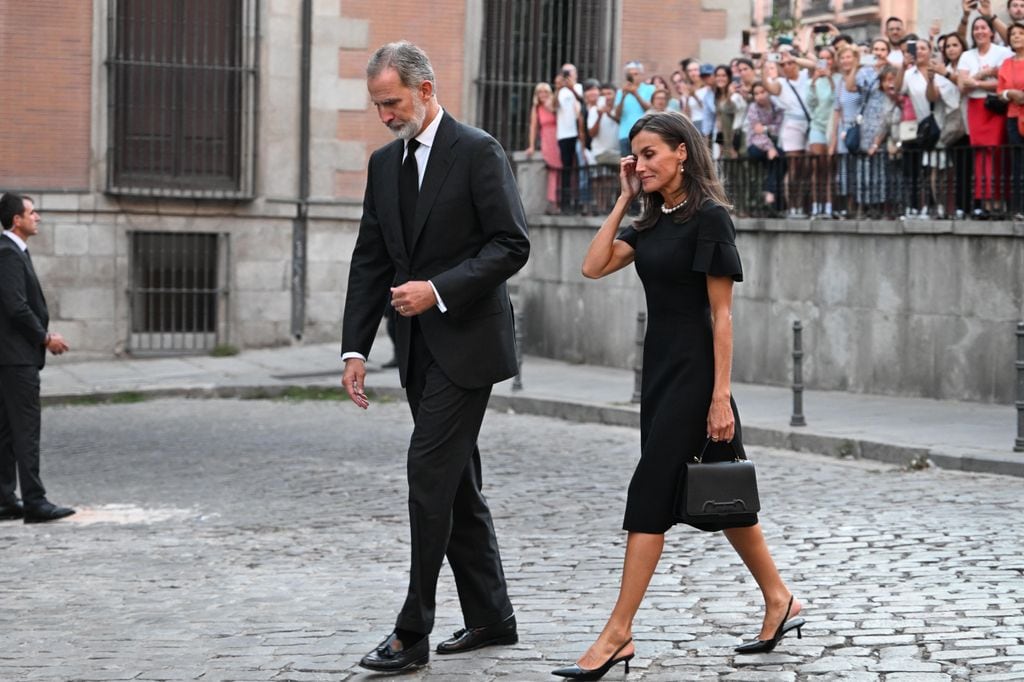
[389,98,427,141]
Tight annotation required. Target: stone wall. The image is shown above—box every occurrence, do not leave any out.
[513,155,1024,405]
[31,194,362,360]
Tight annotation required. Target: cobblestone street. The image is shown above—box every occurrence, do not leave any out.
[1,397,1022,681]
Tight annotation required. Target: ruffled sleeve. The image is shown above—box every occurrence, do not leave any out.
[692,203,743,281]
[615,224,639,249]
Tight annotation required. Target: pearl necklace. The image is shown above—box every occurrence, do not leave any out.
[661,197,688,214]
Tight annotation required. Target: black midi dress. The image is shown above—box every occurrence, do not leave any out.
[617,202,757,534]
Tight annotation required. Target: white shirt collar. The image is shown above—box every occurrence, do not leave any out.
[2,230,27,251]
[408,106,444,151]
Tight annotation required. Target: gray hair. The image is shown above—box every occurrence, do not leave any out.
[366,41,436,90]
[624,60,644,76]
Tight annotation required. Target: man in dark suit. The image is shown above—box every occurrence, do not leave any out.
[341,42,529,673]
[0,193,74,524]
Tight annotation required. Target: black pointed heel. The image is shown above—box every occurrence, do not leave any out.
[734,596,806,654]
[552,638,634,680]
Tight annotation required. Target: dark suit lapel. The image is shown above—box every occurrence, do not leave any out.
[410,113,458,253]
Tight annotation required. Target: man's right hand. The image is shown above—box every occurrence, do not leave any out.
[342,358,369,409]
[45,332,69,355]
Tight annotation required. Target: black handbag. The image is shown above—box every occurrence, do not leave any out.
[844,120,862,152]
[673,438,760,524]
[915,112,941,150]
[985,93,1009,115]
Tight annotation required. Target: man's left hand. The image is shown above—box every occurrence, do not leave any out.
[391,281,437,317]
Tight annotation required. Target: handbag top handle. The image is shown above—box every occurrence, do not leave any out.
[694,437,745,463]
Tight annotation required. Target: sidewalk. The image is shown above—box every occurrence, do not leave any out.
[41,343,1023,478]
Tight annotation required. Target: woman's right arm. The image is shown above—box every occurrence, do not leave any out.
[582,159,639,279]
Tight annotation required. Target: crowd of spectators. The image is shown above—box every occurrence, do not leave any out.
[526,0,1024,220]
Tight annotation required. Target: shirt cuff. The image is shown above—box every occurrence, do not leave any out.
[341,352,367,362]
[428,280,447,313]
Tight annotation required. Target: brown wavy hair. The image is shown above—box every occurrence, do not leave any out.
[628,110,732,229]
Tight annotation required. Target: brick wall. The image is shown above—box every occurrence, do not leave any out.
[0,0,93,190]
[335,0,466,200]
[620,0,727,79]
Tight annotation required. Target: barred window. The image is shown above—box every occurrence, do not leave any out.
[106,0,259,198]
[128,231,230,355]
[477,0,616,152]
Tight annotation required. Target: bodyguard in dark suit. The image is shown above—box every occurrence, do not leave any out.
[341,42,529,673]
[0,193,74,524]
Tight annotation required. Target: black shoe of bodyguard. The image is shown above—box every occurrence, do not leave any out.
[0,499,24,521]
[359,631,429,672]
[23,501,75,524]
[436,613,518,654]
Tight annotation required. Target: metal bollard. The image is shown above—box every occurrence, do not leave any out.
[790,320,807,427]
[1016,321,1024,451]
[512,286,524,392]
[631,311,646,403]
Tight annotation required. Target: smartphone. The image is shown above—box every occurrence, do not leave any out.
[813,24,830,33]
[751,52,763,60]
[908,42,917,58]
[860,54,876,66]
[767,53,781,63]
[562,69,571,79]
[626,73,635,83]
[817,59,828,70]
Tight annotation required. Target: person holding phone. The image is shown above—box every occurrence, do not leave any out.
[831,45,865,217]
[550,110,804,680]
[807,47,838,217]
[613,61,655,157]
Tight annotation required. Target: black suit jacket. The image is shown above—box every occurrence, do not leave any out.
[0,233,49,369]
[342,112,530,389]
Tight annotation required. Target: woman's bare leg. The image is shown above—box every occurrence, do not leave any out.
[572,532,663,668]
[723,523,802,640]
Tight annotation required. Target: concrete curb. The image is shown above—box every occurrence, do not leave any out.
[42,383,1024,479]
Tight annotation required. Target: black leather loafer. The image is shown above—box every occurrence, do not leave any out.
[359,631,429,672]
[0,500,24,521]
[23,501,76,524]
[436,614,518,654]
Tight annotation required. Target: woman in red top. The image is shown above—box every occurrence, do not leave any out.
[997,22,1024,218]
[527,82,563,214]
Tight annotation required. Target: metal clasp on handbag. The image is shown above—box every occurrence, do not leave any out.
[693,437,743,463]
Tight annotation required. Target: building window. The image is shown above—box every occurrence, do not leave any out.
[477,0,616,152]
[106,0,259,198]
[128,232,230,354]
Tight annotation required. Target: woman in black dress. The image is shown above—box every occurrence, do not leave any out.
[551,111,803,680]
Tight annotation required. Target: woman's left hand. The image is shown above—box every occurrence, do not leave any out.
[707,396,735,443]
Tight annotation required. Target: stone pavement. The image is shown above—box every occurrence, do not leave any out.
[41,343,1024,477]
[1,398,1022,681]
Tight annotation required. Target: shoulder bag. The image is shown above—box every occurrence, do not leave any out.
[844,76,876,152]
[673,438,760,525]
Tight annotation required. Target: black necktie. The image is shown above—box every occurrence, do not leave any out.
[399,138,421,250]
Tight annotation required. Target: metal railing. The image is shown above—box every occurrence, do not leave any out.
[106,0,259,198]
[127,231,231,355]
[477,0,615,152]
[547,143,1024,221]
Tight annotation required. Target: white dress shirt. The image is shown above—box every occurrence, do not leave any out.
[3,230,28,251]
